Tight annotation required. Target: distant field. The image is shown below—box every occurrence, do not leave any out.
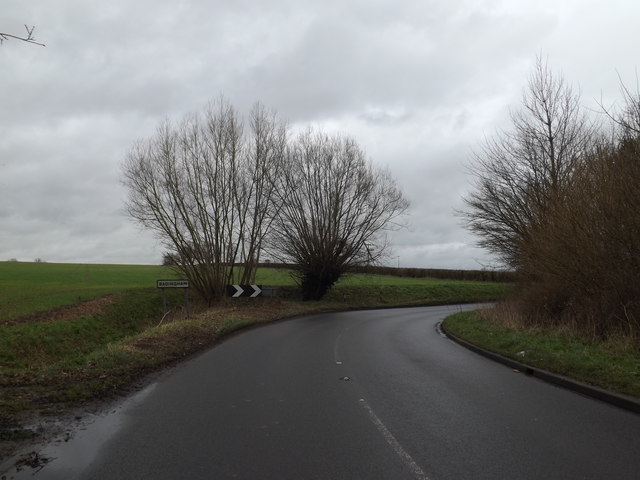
[0,262,508,322]
[0,262,176,322]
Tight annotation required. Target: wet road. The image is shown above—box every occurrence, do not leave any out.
[7,305,640,479]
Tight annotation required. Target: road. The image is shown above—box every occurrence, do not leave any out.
[13,305,640,479]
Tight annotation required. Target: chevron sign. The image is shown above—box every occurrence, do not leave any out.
[226,284,263,298]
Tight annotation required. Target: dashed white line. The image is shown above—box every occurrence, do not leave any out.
[334,331,344,365]
[359,398,431,480]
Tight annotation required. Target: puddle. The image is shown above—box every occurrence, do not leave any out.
[0,382,158,479]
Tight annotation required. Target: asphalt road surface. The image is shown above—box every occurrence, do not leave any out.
[16,305,640,479]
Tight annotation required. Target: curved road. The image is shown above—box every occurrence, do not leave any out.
[16,305,640,479]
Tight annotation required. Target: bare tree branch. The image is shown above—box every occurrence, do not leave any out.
[597,70,640,140]
[0,25,46,46]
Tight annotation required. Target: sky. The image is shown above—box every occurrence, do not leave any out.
[2,0,639,269]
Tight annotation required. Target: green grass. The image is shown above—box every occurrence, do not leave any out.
[443,310,640,398]
[0,262,175,322]
[256,268,494,288]
[327,281,507,306]
[0,262,506,321]
[0,289,163,371]
[338,273,475,286]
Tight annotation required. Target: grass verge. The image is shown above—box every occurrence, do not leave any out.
[442,310,640,398]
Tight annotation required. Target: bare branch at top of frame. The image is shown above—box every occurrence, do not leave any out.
[0,25,46,47]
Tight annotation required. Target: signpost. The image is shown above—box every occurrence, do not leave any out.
[157,280,189,289]
[157,279,190,319]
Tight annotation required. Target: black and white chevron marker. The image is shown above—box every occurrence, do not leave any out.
[226,284,263,298]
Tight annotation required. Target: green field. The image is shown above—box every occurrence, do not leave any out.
[0,262,506,321]
[0,263,175,322]
[0,262,294,322]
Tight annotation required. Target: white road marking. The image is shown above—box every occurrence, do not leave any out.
[333,331,344,364]
[359,399,431,480]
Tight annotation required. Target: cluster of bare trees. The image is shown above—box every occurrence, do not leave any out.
[462,57,640,341]
[123,99,408,303]
[123,101,285,304]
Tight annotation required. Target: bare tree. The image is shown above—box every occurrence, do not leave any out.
[461,56,595,268]
[269,129,408,300]
[236,104,287,284]
[0,25,45,46]
[599,73,640,141]
[122,99,285,304]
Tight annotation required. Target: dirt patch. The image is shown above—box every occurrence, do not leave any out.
[14,450,54,472]
[1,295,119,327]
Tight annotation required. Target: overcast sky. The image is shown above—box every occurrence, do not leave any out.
[2,0,638,269]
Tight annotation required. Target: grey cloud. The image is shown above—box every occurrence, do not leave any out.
[2,0,637,268]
